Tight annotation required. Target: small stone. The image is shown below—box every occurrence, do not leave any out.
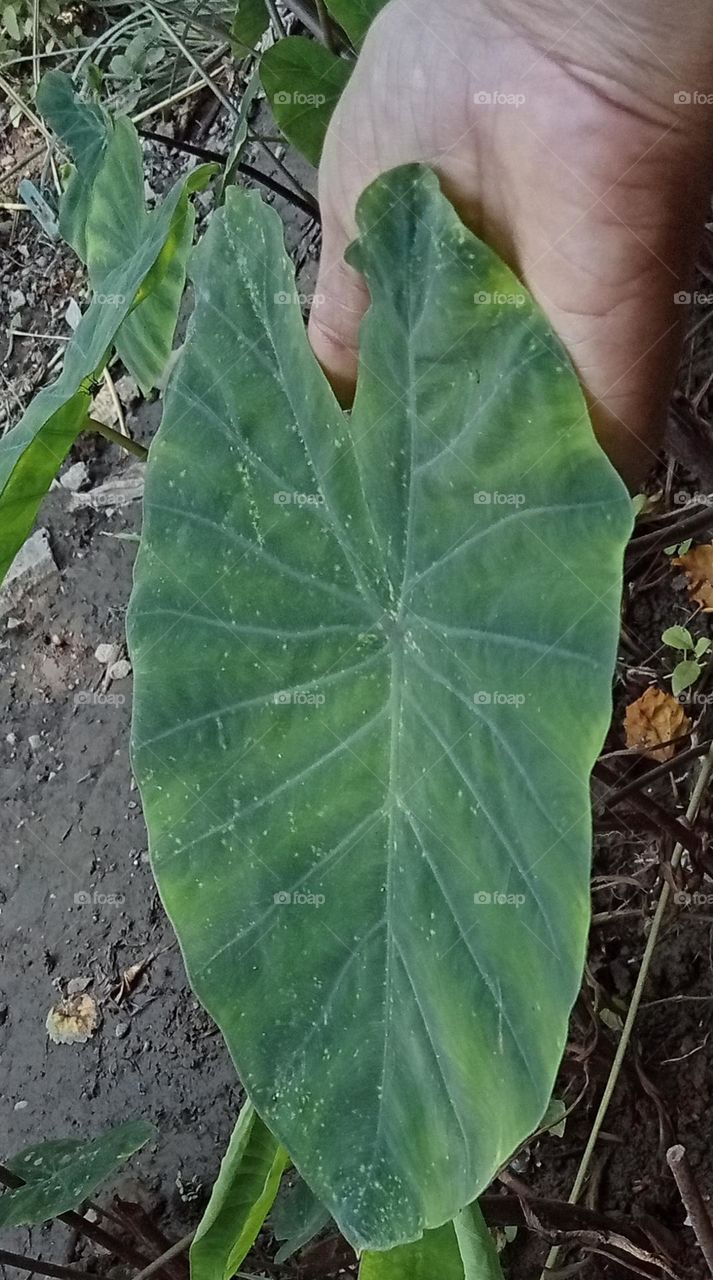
[108,658,131,681]
[60,461,89,493]
[9,289,26,312]
[114,1021,130,1039]
[0,529,58,616]
[6,616,22,630]
[70,465,144,511]
[65,298,82,330]
[94,643,121,665]
[114,373,139,404]
[14,1100,28,1110]
[28,735,41,751]
[6,732,16,746]
[90,382,117,426]
[50,634,62,646]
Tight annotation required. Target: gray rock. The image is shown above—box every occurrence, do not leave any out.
[0,529,58,616]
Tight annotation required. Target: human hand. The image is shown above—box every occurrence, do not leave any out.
[309,0,713,483]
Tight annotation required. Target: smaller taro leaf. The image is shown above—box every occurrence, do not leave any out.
[695,636,711,659]
[324,0,388,45]
[231,0,269,51]
[190,1101,287,1280]
[0,1120,155,1228]
[260,36,351,166]
[35,71,108,260]
[271,1175,331,1264]
[454,1203,505,1280]
[129,166,633,1249]
[0,163,200,585]
[37,72,215,394]
[360,1223,465,1280]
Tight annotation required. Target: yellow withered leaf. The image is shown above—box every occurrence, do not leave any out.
[623,686,691,762]
[674,544,713,610]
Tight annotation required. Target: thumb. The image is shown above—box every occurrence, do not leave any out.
[308,206,370,404]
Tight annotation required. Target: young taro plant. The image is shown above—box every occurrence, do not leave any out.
[0,72,633,1276]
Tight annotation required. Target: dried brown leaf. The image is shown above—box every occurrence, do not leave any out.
[623,687,692,762]
[46,992,99,1044]
[673,543,713,610]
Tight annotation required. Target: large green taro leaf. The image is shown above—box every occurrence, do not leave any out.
[128,166,632,1249]
[0,1120,155,1227]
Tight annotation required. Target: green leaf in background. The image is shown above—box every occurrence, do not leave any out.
[37,72,215,393]
[661,625,693,651]
[129,166,632,1248]
[325,0,388,45]
[35,71,108,260]
[0,1120,155,1228]
[230,0,269,51]
[672,659,701,696]
[190,1101,287,1280]
[360,1224,465,1280]
[453,1204,506,1280]
[260,36,351,165]
[271,1175,331,1264]
[0,161,200,584]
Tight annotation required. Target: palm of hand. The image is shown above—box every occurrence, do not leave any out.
[310,0,712,481]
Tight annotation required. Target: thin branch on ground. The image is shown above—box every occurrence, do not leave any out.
[666,1144,713,1275]
[144,3,236,117]
[0,1248,102,1280]
[130,1233,193,1280]
[138,128,320,220]
[541,740,713,1278]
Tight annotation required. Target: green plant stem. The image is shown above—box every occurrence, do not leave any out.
[0,1249,102,1280]
[315,0,337,50]
[541,740,713,1278]
[454,1201,505,1279]
[280,0,324,39]
[88,418,148,460]
[264,0,287,36]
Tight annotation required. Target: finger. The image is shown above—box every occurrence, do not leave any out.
[308,212,370,404]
